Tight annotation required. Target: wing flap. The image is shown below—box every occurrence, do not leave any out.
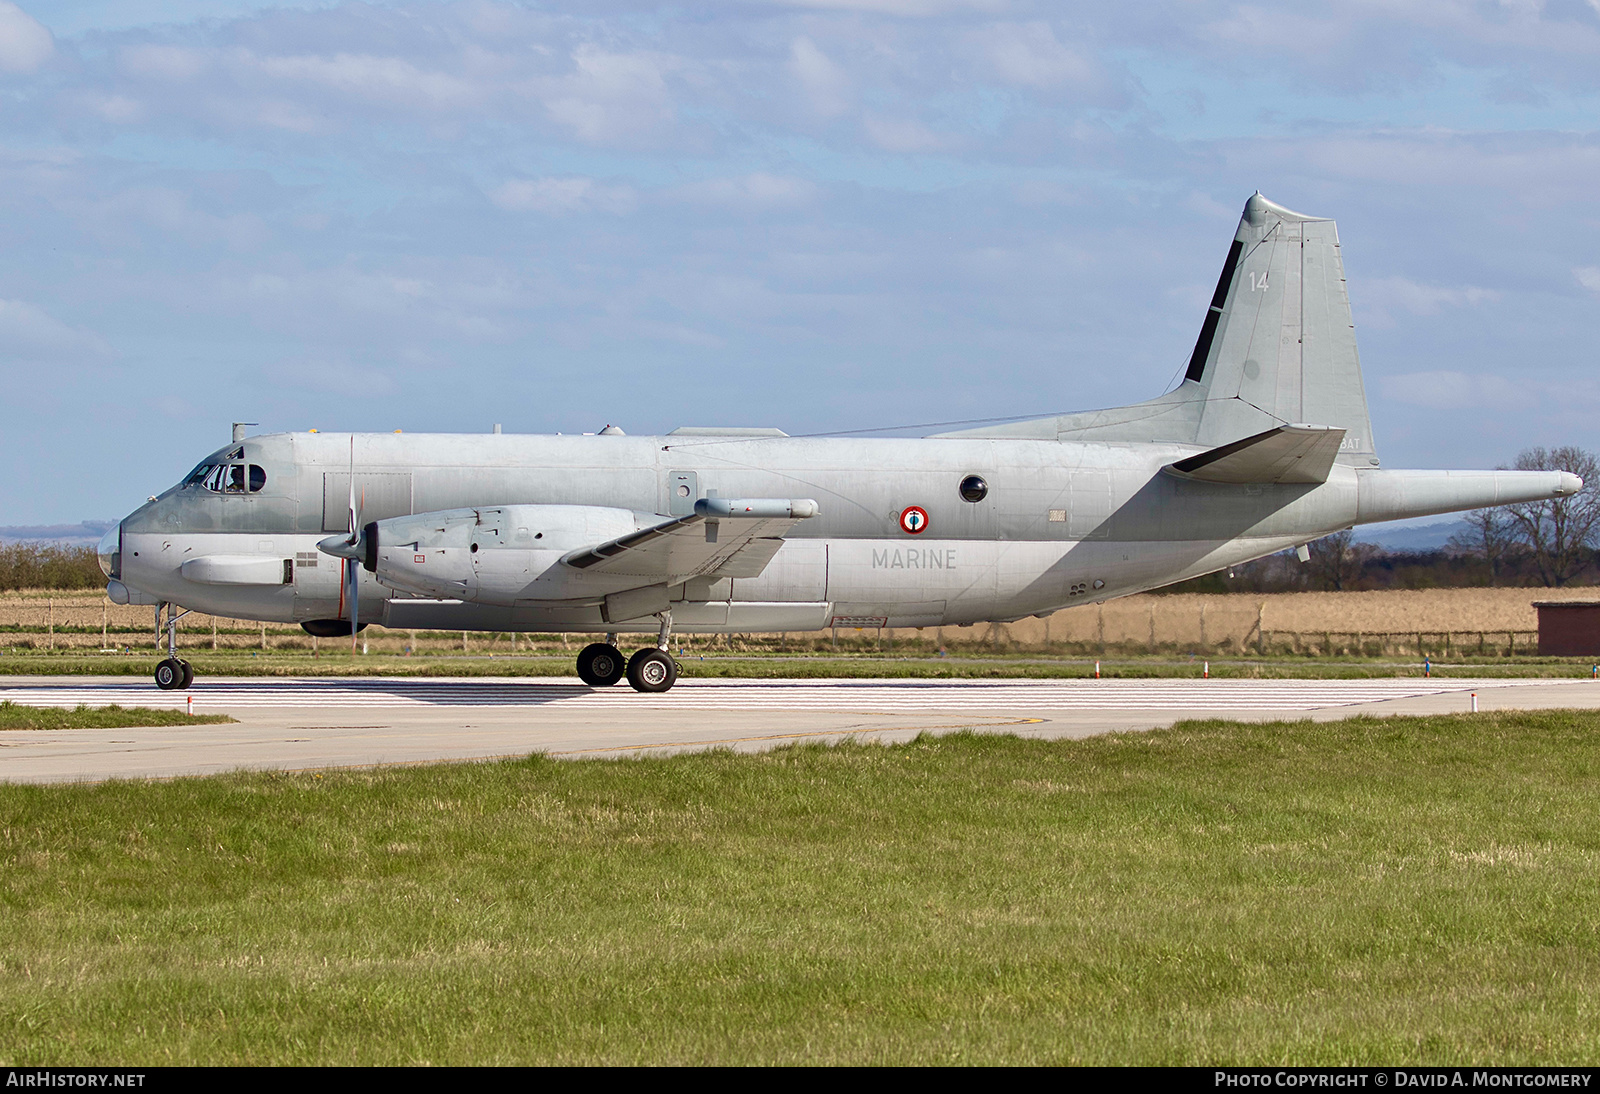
[1164,424,1345,485]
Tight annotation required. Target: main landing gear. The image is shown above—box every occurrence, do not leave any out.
[575,613,679,693]
[153,601,195,690]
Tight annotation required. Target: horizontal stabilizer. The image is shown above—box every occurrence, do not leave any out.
[1164,424,1345,485]
[563,498,818,581]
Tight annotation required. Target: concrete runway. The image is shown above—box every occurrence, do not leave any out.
[3,674,1599,784]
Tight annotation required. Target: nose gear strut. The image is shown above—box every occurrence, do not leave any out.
[152,601,195,690]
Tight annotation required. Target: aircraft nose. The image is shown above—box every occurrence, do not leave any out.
[1557,472,1584,496]
[97,523,121,578]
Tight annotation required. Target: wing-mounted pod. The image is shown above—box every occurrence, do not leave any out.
[330,504,639,602]
[322,498,822,608]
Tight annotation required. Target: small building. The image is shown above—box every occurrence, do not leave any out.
[1533,601,1600,656]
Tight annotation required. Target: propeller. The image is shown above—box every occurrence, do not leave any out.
[315,436,365,653]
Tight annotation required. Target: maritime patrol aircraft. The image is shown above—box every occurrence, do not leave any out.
[101,194,1581,692]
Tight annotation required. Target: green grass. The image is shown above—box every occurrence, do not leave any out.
[3,712,1599,1064]
[0,649,1594,679]
[0,701,234,730]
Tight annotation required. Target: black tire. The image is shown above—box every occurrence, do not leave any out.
[154,658,184,690]
[576,642,626,687]
[178,660,195,689]
[626,648,678,693]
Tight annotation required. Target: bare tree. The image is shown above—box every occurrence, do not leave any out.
[1447,505,1522,585]
[1307,529,1369,591]
[1507,446,1600,586]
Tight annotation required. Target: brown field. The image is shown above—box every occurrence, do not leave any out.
[2,586,1594,658]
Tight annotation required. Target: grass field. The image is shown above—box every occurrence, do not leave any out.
[0,701,233,730]
[3,711,1598,1064]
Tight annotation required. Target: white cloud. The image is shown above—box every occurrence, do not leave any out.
[1369,276,1499,316]
[81,92,144,123]
[253,51,480,112]
[277,356,397,398]
[972,22,1096,90]
[1576,266,1600,293]
[491,177,638,216]
[862,113,952,153]
[776,0,1005,13]
[0,299,110,363]
[672,173,817,210]
[542,45,676,144]
[1378,370,1534,411]
[232,268,515,343]
[789,37,850,117]
[0,2,52,75]
[119,44,208,82]
[84,186,271,251]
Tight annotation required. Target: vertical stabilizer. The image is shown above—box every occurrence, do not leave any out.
[1187,193,1379,466]
[929,193,1383,454]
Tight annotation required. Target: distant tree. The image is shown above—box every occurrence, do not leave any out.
[1447,506,1522,585]
[0,544,104,591]
[1506,446,1600,586]
[1307,529,1370,591]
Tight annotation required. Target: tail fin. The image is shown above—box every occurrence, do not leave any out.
[931,193,1379,464]
[1185,193,1378,466]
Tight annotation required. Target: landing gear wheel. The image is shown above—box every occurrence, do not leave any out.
[576,642,626,687]
[154,658,184,690]
[626,648,678,693]
[178,660,195,689]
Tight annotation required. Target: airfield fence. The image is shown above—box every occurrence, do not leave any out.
[1,588,1590,659]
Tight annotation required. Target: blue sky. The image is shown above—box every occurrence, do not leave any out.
[3,0,1600,522]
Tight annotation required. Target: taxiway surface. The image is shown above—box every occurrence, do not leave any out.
[4,674,1599,784]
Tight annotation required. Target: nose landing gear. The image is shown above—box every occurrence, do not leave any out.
[572,614,680,693]
[153,602,194,690]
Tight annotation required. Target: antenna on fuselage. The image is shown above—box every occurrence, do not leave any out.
[232,422,258,443]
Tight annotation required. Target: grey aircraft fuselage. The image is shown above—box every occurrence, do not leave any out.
[103,193,1580,645]
[107,428,1565,636]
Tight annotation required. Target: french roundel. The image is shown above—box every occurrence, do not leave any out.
[899,506,929,535]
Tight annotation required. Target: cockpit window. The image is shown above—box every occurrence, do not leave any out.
[185,463,267,493]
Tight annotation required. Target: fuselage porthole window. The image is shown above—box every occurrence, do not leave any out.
[959,475,989,503]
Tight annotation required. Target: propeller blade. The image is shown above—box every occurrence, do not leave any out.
[347,436,357,541]
[348,556,359,653]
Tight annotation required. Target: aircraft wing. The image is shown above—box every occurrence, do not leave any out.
[562,498,820,581]
[1163,424,1346,485]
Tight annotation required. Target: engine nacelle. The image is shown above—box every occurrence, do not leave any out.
[364,504,642,604]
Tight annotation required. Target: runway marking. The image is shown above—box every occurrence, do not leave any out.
[0,676,1565,713]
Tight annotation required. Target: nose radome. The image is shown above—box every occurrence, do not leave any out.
[97,523,120,578]
[1558,472,1584,495]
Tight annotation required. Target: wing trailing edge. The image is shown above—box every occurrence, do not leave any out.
[1163,424,1345,485]
[562,498,819,581]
